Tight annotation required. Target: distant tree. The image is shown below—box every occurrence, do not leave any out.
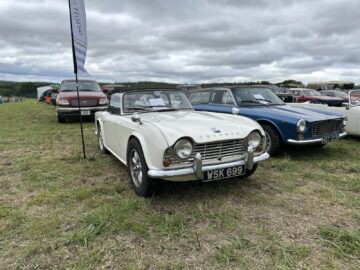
[281,80,304,86]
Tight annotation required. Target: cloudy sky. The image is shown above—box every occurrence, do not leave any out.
[0,0,359,84]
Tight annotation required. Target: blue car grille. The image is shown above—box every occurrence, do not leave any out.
[312,120,342,137]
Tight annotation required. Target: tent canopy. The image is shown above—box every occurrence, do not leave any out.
[37,86,53,101]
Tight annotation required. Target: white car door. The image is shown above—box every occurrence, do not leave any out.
[103,94,141,163]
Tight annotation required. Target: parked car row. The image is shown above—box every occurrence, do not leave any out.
[270,87,358,107]
[51,80,357,197]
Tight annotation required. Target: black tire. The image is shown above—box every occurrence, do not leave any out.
[97,124,109,154]
[261,124,281,156]
[57,114,66,123]
[313,144,326,149]
[127,139,158,197]
[240,164,258,178]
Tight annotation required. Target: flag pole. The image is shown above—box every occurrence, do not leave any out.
[68,0,86,159]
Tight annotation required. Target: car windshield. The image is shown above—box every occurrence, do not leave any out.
[332,91,347,97]
[123,90,193,113]
[232,87,285,106]
[302,89,321,96]
[232,88,285,106]
[60,81,101,92]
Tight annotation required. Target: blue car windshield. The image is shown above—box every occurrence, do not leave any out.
[232,88,285,106]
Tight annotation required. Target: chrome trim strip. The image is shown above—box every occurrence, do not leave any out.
[147,152,270,179]
[287,132,347,145]
[56,106,108,112]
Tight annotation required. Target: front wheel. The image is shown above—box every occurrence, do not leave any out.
[127,139,158,197]
[57,114,66,123]
[261,124,281,155]
[97,124,109,154]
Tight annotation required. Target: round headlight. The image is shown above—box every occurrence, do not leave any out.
[247,131,262,148]
[297,119,306,133]
[174,139,193,160]
[343,116,348,126]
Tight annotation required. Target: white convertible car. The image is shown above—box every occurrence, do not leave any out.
[288,90,360,136]
[95,89,270,197]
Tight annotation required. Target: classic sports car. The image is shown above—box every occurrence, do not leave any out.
[286,88,344,106]
[95,89,269,197]
[187,86,347,155]
[288,90,360,136]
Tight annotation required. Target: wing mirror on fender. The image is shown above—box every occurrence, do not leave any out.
[232,107,240,115]
[131,113,142,124]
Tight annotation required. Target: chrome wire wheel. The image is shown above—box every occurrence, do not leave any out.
[264,130,272,153]
[129,149,143,187]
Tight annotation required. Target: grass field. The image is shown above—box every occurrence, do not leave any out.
[0,100,359,269]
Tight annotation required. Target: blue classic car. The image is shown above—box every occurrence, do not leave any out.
[187,86,347,155]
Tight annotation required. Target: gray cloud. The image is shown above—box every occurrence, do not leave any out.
[0,0,359,83]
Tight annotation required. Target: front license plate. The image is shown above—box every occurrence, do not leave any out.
[321,135,339,144]
[203,165,245,181]
[81,110,91,116]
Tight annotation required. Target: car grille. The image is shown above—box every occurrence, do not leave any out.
[70,99,98,107]
[312,120,342,137]
[165,139,247,165]
[193,139,247,160]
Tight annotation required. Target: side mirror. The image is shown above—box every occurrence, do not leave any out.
[131,113,142,124]
[232,107,240,115]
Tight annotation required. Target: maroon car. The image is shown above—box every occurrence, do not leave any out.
[287,88,344,106]
[319,90,350,102]
[56,79,108,123]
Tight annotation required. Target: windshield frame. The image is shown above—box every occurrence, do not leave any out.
[350,90,360,107]
[122,90,193,114]
[231,87,286,107]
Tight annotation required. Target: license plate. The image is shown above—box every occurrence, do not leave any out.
[203,165,245,181]
[321,135,339,144]
[81,110,91,116]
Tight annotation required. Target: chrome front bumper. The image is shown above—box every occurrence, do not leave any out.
[287,132,347,145]
[147,147,270,181]
[56,106,108,113]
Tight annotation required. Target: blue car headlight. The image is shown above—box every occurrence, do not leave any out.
[297,119,306,133]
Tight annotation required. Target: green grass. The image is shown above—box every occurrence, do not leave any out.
[0,100,359,269]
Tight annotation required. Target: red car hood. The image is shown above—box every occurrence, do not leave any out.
[58,91,107,100]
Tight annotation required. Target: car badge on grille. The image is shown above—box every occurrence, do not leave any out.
[211,127,221,133]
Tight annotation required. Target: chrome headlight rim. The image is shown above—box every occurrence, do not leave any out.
[297,119,306,133]
[247,130,262,149]
[342,115,348,126]
[174,138,193,161]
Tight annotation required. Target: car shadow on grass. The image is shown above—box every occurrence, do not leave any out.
[277,136,359,162]
[155,176,259,202]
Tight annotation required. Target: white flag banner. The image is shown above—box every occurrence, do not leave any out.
[69,0,88,74]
